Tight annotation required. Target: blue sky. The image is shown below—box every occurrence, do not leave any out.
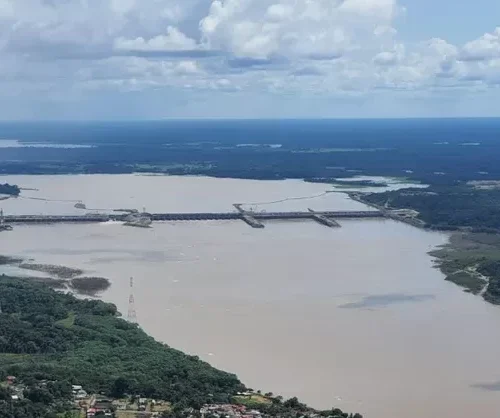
[0,0,499,120]
[399,0,500,44]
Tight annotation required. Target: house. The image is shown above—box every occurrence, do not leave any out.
[87,407,113,418]
[75,389,88,399]
[94,399,113,410]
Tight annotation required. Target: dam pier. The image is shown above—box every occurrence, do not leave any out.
[1,207,385,229]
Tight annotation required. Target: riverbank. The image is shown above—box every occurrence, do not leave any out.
[0,258,111,296]
[351,191,500,305]
[429,233,500,305]
[0,276,360,418]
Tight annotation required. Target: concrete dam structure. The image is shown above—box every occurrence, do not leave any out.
[2,209,385,229]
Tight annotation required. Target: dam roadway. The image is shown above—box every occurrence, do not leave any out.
[2,210,385,229]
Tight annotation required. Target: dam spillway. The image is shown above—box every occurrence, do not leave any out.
[2,210,385,229]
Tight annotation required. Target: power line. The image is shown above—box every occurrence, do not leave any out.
[127,277,137,323]
[240,191,330,207]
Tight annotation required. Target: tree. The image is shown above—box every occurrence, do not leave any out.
[111,377,129,398]
[284,397,300,409]
[24,388,54,405]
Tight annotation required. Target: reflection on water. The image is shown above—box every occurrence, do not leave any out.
[1,175,500,418]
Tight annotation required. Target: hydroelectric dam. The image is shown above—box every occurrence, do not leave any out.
[1,206,386,229]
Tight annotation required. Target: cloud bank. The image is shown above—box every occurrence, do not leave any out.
[0,0,499,118]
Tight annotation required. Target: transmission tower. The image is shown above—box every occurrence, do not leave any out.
[127,277,137,323]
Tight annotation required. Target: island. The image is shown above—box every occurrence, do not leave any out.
[0,183,20,196]
[0,276,361,418]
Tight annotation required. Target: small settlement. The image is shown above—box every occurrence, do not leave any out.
[4,377,344,418]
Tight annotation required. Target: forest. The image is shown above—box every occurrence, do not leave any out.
[477,260,500,304]
[0,183,20,196]
[0,276,242,415]
[1,119,500,186]
[0,276,358,418]
[362,185,500,232]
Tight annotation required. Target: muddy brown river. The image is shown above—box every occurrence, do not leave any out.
[1,174,500,417]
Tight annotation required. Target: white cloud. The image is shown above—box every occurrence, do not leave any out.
[114,26,197,52]
[0,0,499,118]
[175,60,201,74]
[460,27,500,62]
[339,0,398,20]
[373,44,405,66]
[200,0,400,60]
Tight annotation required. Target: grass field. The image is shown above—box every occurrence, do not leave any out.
[233,394,272,408]
[56,312,76,328]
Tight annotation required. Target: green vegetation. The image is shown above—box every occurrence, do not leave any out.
[18,264,84,279]
[232,394,271,408]
[445,272,485,294]
[362,185,500,232]
[1,258,110,295]
[69,277,110,295]
[477,259,500,304]
[0,275,243,415]
[56,312,76,329]
[0,183,20,196]
[246,396,362,418]
[429,233,500,304]
[0,276,359,418]
[0,256,23,265]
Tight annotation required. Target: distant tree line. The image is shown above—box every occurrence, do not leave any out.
[363,185,500,232]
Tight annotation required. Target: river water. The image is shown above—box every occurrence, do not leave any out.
[1,174,500,418]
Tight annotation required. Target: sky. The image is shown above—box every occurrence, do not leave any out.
[0,0,499,120]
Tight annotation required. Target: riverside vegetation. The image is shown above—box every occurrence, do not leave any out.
[0,276,360,418]
[0,183,20,196]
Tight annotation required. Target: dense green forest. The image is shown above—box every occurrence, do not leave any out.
[0,276,359,418]
[1,119,500,186]
[477,259,500,304]
[0,276,242,415]
[362,185,500,232]
[0,183,20,196]
[426,234,500,304]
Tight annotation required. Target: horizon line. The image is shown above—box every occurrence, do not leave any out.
[1,116,500,123]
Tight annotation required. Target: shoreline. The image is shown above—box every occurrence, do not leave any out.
[350,192,500,306]
[0,276,362,417]
[0,258,111,296]
[428,233,500,305]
